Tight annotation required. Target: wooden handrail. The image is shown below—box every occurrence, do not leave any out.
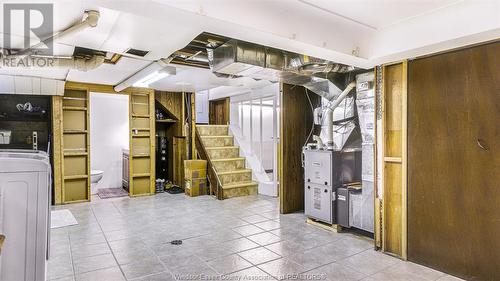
[195,127,223,199]
[0,234,5,254]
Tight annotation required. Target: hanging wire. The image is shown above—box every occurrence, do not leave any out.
[303,88,315,148]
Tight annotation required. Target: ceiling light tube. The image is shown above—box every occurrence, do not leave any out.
[114,61,176,92]
[133,71,169,88]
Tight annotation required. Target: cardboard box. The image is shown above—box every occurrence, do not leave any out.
[185,178,208,197]
[184,160,207,180]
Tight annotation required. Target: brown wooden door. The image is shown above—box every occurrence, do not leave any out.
[408,42,500,281]
[209,98,229,125]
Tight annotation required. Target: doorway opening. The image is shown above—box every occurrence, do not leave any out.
[230,88,280,197]
[89,92,129,198]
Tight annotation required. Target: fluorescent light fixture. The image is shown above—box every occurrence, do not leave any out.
[133,70,169,87]
[114,62,176,92]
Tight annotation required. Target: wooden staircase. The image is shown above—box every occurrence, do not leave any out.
[196,125,257,199]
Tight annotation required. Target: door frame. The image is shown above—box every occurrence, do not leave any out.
[374,61,408,259]
[52,82,156,204]
[209,97,230,125]
[231,93,280,197]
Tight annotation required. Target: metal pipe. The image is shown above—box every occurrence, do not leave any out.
[324,81,356,149]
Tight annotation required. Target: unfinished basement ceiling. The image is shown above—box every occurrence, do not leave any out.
[170,32,229,69]
[0,0,497,91]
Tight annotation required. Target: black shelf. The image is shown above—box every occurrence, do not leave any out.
[0,118,48,122]
[0,94,51,152]
[0,143,36,149]
[0,112,48,122]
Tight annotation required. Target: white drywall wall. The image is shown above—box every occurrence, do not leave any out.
[90,92,129,193]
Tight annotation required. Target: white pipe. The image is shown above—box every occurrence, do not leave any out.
[325,107,334,148]
[1,11,104,72]
[1,55,105,71]
[327,81,356,111]
[57,55,105,71]
[324,81,356,149]
[13,10,100,57]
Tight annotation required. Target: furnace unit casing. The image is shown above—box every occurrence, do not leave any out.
[303,149,342,224]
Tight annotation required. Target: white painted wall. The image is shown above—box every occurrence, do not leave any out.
[229,83,280,197]
[369,0,500,64]
[90,92,129,193]
[195,90,209,124]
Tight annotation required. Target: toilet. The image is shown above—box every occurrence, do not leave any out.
[90,170,104,194]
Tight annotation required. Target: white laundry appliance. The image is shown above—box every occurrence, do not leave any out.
[0,149,51,281]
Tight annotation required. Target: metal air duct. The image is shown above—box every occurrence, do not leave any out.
[209,39,356,101]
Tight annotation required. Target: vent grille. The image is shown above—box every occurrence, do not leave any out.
[125,48,149,57]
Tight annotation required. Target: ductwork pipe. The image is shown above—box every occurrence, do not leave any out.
[12,10,100,57]
[1,55,105,71]
[324,81,356,149]
[1,10,103,72]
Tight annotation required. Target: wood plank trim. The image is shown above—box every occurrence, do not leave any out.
[380,61,408,260]
[401,60,408,260]
[52,96,63,204]
[384,157,403,163]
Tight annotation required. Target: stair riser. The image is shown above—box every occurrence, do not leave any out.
[219,171,252,185]
[197,126,228,136]
[223,185,258,199]
[213,160,245,172]
[207,148,239,159]
[202,137,234,147]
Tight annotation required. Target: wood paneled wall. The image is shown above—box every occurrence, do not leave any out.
[279,84,320,214]
[155,91,192,186]
[156,91,184,136]
[407,42,500,281]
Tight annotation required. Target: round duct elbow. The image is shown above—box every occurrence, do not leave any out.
[57,55,105,72]
[74,55,105,71]
[84,10,100,27]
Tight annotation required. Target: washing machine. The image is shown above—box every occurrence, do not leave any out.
[0,149,51,281]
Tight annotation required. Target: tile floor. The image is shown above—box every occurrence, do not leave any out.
[49,194,463,281]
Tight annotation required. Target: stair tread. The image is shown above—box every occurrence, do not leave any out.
[205,146,239,149]
[197,124,229,126]
[218,169,252,175]
[211,157,245,162]
[222,181,258,189]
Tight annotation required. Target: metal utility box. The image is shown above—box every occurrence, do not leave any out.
[340,150,362,184]
[337,187,349,227]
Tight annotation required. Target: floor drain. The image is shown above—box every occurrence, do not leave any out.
[170,240,182,245]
